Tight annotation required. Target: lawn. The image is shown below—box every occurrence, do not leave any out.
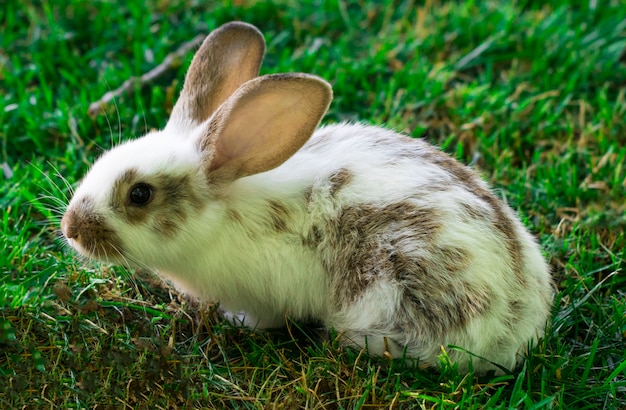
[1,0,625,408]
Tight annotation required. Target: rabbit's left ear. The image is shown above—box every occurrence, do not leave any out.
[166,22,266,134]
[197,73,333,181]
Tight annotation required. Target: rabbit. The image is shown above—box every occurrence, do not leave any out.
[61,21,553,374]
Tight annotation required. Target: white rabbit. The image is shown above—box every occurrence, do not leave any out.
[61,21,553,373]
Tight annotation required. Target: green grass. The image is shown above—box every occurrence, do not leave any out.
[2,0,625,407]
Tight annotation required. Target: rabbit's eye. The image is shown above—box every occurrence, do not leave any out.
[129,183,153,206]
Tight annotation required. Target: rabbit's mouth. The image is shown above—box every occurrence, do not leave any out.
[63,231,125,264]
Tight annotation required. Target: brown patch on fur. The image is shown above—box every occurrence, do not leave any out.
[303,224,323,248]
[312,198,493,338]
[151,173,203,237]
[431,153,525,283]
[117,168,138,185]
[460,202,491,223]
[110,168,144,222]
[109,169,205,237]
[228,209,243,223]
[111,167,151,225]
[63,196,124,261]
[387,243,492,337]
[153,215,180,237]
[505,300,524,331]
[303,185,314,206]
[478,192,524,283]
[395,266,492,338]
[431,245,472,275]
[161,174,204,210]
[328,168,353,197]
[267,200,290,232]
[312,201,443,307]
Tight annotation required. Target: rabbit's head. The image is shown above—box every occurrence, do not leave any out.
[61,22,332,266]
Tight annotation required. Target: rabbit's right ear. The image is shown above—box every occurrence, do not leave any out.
[165,22,266,134]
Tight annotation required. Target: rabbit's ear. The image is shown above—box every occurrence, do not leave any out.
[166,22,266,134]
[198,73,332,181]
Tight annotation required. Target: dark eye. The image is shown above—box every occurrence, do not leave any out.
[129,183,153,206]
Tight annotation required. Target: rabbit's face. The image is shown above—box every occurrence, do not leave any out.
[61,130,207,265]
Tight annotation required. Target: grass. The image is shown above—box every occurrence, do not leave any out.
[1,0,625,407]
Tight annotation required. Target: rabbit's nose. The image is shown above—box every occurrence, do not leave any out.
[61,212,78,239]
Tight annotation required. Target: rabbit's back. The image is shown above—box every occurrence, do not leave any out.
[292,123,552,372]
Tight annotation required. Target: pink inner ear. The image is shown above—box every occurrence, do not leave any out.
[207,92,310,178]
[199,74,332,181]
